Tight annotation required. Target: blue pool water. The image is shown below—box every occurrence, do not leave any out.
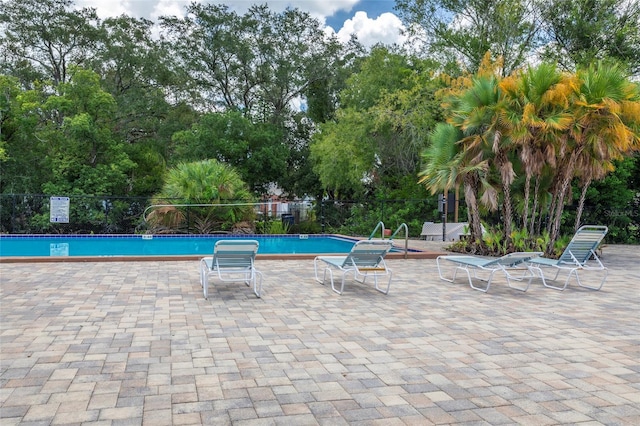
[0,234,363,257]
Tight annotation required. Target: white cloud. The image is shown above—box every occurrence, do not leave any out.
[235,0,360,22]
[75,1,405,48]
[334,11,406,48]
[80,0,359,20]
[150,0,190,20]
[76,0,131,18]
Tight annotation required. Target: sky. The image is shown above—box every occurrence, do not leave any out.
[74,0,406,47]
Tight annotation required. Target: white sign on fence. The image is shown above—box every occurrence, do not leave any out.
[50,196,70,223]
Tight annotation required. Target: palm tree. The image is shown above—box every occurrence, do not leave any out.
[148,159,255,233]
[450,75,517,247]
[500,63,573,235]
[419,123,491,244]
[547,61,640,249]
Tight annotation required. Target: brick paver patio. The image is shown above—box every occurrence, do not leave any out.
[1,244,639,425]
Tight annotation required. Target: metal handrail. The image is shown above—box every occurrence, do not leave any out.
[368,221,386,240]
[368,221,409,258]
[390,223,409,259]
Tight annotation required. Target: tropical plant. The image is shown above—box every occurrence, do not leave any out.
[546,61,640,250]
[500,62,573,235]
[451,73,518,246]
[147,159,255,233]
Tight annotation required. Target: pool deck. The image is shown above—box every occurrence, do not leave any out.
[1,243,639,425]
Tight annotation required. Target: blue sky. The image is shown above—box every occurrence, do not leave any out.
[325,0,397,30]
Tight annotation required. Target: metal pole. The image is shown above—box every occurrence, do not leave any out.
[442,191,447,242]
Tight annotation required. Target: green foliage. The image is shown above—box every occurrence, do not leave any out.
[268,219,290,235]
[483,227,506,254]
[451,225,554,256]
[291,220,322,235]
[0,0,103,85]
[312,47,442,199]
[566,156,640,243]
[310,109,373,197]
[539,0,640,76]
[395,0,538,75]
[148,159,255,233]
[172,111,287,195]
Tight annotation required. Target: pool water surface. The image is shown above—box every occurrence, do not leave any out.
[0,234,365,257]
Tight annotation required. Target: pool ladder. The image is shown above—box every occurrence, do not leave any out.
[369,221,409,259]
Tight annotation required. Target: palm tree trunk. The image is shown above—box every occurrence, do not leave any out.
[574,177,592,231]
[496,152,514,248]
[547,176,561,234]
[548,152,578,254]
[522,173,531,232]
[530,175,540,236]
[464,174,483,242]
[502,183,513,248]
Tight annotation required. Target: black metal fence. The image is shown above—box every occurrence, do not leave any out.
[0,194,444,237]
[1,193,638,243]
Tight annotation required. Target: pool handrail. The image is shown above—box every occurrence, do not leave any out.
[368,221,386,240]
[368,222,409,259]
[390,223,409,259]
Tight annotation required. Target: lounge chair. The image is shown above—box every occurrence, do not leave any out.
[200,240,263,299]
[527,225,608,291]
[437,251,543,292]
[314,240,394,295]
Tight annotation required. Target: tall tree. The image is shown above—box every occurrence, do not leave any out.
[171,110,287,195]
[454,74,518,245]
[500,63,573,235]
[160,3,350,199]
[38,68,135,196]
[160,4,345,121]
[538,0,640,77]
[311,47,441,198]
[546,62,640,246]
[0,0,102,86]
[91,15,188,196]
[395,0,540,75]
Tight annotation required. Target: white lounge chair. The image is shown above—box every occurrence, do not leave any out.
[437,251,543,292]
[200,240,263,299]
[527,225,608,291]
[314,240,394,295]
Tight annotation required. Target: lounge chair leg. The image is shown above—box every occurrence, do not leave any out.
[467,267,491,292]
[374,272,392,294]
[575,268,608,291]
[436,256,455,283]
[254,271,263,298]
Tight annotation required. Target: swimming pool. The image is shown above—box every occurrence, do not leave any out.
[0,234,367,258]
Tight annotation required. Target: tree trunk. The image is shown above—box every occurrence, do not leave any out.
[548,152,579,254]
[522,172,531,232]
[574,177,592,232]
[496,151,514,248]
[546,176,561,234]
[464,174,483,243]
[502,184,513,248]
[530,175,540,236]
